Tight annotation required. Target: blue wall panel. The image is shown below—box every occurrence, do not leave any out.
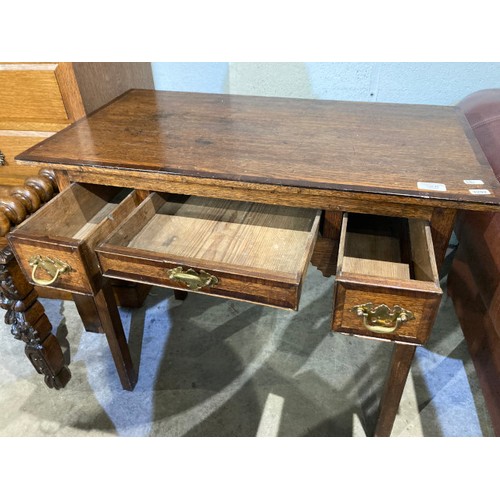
[152,62,228,94]
[152,62,500,105]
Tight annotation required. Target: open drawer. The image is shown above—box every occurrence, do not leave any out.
[96,193,321,310]
[332,213,443,344]
[8,183,144,295]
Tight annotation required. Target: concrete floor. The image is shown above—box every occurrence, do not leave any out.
[0,259,494,437]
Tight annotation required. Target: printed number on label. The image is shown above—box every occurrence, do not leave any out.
[469,189,491,195]
[417,182,447,191]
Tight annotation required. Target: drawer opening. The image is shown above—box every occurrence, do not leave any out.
[18,183,131,240]
[341,213,438,285]
[103,193,320,280]
[8,183,144,295]
[333,212,442,344]
[97,193,321,310]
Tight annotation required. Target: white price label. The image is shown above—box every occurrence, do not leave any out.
[417,182,447,191]
[469,189,491,195]
[464,179,484,185]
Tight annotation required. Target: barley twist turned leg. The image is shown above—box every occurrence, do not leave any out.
[0,247,71,388]
[0,169,70,389]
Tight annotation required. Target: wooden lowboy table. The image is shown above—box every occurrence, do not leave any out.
[6,89,500,436]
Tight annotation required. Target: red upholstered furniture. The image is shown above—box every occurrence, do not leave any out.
[448,89,500,435]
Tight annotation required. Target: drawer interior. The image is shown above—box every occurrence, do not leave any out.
[339,213,438,284]
[8,183,144,295]
[101,193,321,282]
[17,183,131,241]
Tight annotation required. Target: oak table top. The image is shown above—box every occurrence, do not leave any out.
[16,89,500,211]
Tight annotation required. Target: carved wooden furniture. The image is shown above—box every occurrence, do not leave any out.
[0,63,154,388]
[8,89,500,436]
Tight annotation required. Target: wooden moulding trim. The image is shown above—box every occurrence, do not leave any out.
[13,163,446,217]
[0,63,58,71]
[338,272,443,295]
[417,220,440,287]
[54,63,86,122]
[336,213,349,276]
[100,267,298,311]
[8,232,80,248]
[0,130,54,137]
[12,158,500,212]
[334,329,423,347]
[24,281,91,297]
[65,167,500,213]
[96,245,302,286]
[0,121,66,132]
[296,210,322,282]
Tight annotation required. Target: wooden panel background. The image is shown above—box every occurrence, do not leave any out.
[0,63,70,130]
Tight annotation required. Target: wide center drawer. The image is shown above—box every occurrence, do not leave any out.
[96,193,321,310]
[332,213,443,344]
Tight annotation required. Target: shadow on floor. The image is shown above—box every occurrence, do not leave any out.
[4,260,493,437]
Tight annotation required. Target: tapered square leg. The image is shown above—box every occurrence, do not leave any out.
[92,279,137,391]
[374,343,416,437]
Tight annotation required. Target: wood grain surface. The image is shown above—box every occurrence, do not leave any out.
[0,64,70,131]
[96,193,321,310]
[332,212,442,344]
[374,343,417,436]
[120,193,320,279]
[333,281,442,344]
[0,132,54,192]
[71,62,155,115]
[8,184,142,295]
[16,89,500,209]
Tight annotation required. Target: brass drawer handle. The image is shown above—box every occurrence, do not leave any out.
[28,255,72,286]
[0,150,5,166]
[351,303,414,334]
[167,266,219,290]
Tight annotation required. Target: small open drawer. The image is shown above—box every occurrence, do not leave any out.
[332,213,442,344]
[8,183,143,295]
[96,193,321,310]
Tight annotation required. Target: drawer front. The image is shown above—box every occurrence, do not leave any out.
[0,132,53,187]
[8,184,143,295]
[97,250,301,310]
[332,212,442,345]
[0,63,70,131]
[96,193,320,310]
[332,280,441,344]
[11,237,92,294]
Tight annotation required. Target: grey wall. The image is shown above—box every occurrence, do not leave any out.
[151,62,500,105]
